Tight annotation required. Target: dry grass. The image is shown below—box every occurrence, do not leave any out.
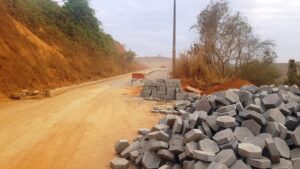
[175,51,225,88]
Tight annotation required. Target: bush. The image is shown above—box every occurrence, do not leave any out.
[239,60,280,86]
[175,47,224,87]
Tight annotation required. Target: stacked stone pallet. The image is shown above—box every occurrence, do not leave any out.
[111,84,300,169]
[140,79,184,100]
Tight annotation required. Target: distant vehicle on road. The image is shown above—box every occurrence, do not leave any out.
[131,73,145,85]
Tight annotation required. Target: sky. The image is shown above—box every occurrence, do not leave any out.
[89,0,300,62]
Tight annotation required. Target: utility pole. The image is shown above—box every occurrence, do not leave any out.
[172,0,176,75]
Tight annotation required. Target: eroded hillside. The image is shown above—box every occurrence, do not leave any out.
[0,0,138,96]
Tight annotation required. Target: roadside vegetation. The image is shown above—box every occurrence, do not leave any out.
[6,0,134,58]
[286,60,300,85]
[175,0,280,87]
[0,0,139,95]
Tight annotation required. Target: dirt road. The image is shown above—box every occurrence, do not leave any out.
[0,71,168,169]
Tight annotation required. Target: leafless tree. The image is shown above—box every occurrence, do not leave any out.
[192,0,277,76]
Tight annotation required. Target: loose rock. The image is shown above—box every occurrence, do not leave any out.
[141,151,161,169]
[110,158,130,169]
[199,138,220,154]
[114,139,130,155]
[238,143,262,159]
[246,157,271,169]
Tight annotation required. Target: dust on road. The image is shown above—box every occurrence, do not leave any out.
[0,71,167,169]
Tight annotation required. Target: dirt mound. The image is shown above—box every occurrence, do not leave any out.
[202,79,252,94]
[181,78,252,95]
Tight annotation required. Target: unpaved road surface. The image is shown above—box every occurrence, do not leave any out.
[0,70,168,169]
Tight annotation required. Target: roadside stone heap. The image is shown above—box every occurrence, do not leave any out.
[111,84,300,169]
[141,79,189,100]
[10,89,43,100]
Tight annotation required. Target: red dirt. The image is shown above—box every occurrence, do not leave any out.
[182,78,252,95]
[0,2,144,98]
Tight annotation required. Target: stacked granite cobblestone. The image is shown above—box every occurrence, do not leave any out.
[111,84,300,169]
[140,79,186,100]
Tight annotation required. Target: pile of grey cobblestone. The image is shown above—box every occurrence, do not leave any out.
[140,79,188,100]
[111,84,300,169]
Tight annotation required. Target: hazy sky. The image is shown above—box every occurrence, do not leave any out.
[89,0,300,62]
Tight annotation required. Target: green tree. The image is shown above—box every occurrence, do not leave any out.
[64,0,101,31]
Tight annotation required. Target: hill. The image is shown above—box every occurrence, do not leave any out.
[0,0,138,96]
[135,56,172,69]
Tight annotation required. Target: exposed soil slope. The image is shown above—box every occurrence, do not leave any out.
[0,1,138,96]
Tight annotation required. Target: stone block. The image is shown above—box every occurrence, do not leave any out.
[178,152,188,162]
[236,102,244,112]
[213,128,234,145]
[284,102,299,113]
[151,124,169,132]
[262,94,282,109]
[246,157,271,169]
[215,97,231,106]
[265,138,280,163]
[216,116,236,128]
[194,161,209,169]
[292,158,300,169]
[199,138,220,154]
[184,129,206,143]
[229,160,251,169]
[193,150,215,162]
[185,141,198,157]
[141,151,162,169]
[265,108,286,125]
[219,138,238,150]
[278,123,288,139]
[169,135,184,154]
[217,105,236,113]
[241,119,261,136]
[225,90,240,103]
[205,116,220,132]
[273,137,291,159]
[157,149,175,162]
[195,98,213,113]
[234,127,254,143]
[245,104,263,114]
[188,112,200,129]
[213,149,236,167]
[244,111,267,126]
[172,117,183,134]
[207,162,229,169]
[159,164,172,169]
[242,136,265,149]
[129,150,139,162]
[286,116,299,131]
[271,158,293,169]
[265,122,280,137]
[291,148,300,158]
[149,140,168,151]
[183,160,195,169]
[238,143,262,159]
[114,139,130,155]
[121,141,141,158]
[202,121,213,138]
[148,131,169,142]
[292,127,300,146]
[138,128,150,135]
[110,158,130,169]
